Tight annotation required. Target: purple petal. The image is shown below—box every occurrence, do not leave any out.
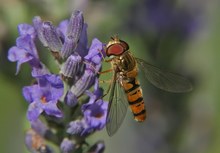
[8,46,32,62]
[57,19,69,39]
[75,24,88,57]
[82,99,107,130]
[84,38,104,65]
[45,74,63,88]
[27,102,43,121]
[8,46,33,66]
[45,75,64,98]
[16,35,39,59]
[43,102,63,118]
[31,63,50,77]
[22,85,42,103]
[93,78,103,98]
[17,24,36,39]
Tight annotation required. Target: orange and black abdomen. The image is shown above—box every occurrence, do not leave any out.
[122,78,146,122]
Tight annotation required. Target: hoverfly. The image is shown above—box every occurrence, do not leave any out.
[103,36,192,136]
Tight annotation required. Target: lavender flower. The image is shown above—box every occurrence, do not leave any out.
[82,91,107,130]
[8,32,49,76]
[8,10,106,153]
[23,74,63,121]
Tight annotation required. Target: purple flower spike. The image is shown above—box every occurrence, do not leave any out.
[82,92,108,130]
[9,9,106,152]
[42,21,63,52]
[60,138,76,153]
[23,74,64,121]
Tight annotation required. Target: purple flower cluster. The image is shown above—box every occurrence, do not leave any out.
[8,10,106,153]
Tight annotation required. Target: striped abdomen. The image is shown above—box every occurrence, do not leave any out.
[122,78,146,122]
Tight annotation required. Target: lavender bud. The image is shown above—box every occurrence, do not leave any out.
[60,138,76,153]
[64,91,78,107]
[70,70,95,97]
[61,10,84,59]
[42,21,62,52]
[67,10,84,38]
[87,140,105,153]
[33,16,48,47]
[67,120,86,135]
[60,54,83,80]
[61,36,78,59]
[31,119,48,136]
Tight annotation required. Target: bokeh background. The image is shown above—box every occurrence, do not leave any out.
[1,0,220,153]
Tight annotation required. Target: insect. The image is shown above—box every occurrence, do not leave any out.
[103,36,192,136]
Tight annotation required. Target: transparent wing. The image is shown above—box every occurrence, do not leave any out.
[106,71,129,136]
[136,58,193,93]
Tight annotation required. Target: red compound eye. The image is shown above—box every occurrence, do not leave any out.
[106,44,124,56]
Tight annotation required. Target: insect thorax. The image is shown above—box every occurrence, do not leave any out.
[112,51,138,78]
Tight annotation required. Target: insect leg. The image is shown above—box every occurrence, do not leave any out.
[99,69,113,74]
[83,61,98,73]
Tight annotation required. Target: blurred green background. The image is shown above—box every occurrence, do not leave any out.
[1,0,220,153]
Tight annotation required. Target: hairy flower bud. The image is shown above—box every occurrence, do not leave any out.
[33,16,48,47]
[60,54,83,81]
[67,10,84,38]
[41,21,63,52]
[61,10,84,59]
[60,138,76,153]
